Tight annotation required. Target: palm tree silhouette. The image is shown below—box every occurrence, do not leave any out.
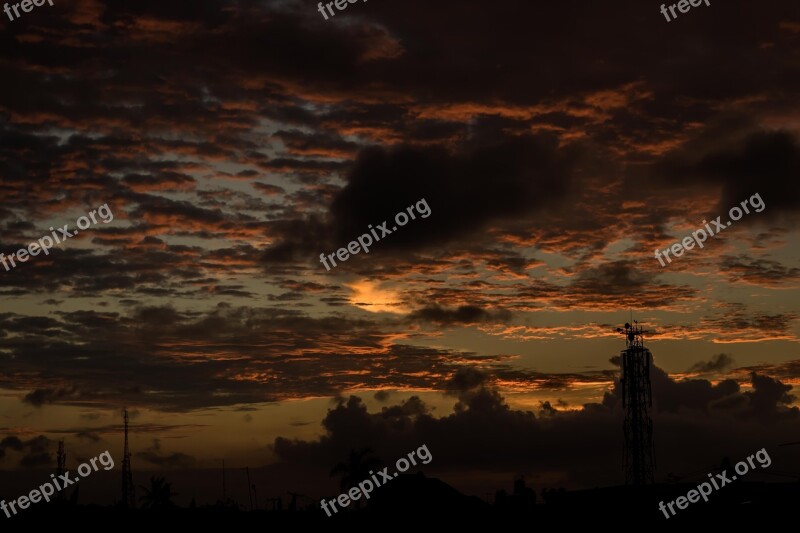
[330,448,382,508]
[139,476,177,509]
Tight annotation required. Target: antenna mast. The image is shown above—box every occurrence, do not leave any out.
[121,408,136,508]
[616,320,656,485]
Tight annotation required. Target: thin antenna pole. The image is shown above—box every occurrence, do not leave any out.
[245,467,253,510]
[222,460,226,502]
[121,408,136,508]
[57,441,66,500]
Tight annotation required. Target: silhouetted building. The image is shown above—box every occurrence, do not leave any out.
[366,472,490,517]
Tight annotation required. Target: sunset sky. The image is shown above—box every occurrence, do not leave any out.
[1,0,799,505]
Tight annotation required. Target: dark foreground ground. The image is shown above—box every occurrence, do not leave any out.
[4,477,798,529]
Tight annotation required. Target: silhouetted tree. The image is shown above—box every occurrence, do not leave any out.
[542,487,565,505]
[513,475,536,507]
[139,476,177,509]
[496,476,535,512]
[331,448,382,509]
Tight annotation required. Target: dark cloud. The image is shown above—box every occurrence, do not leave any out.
[445,367,491,395]
[0,435,53,468]
[603,365,798,420]
[122,172,196,193]
[660,128,800,217]
[688,353,735,373]
[76,431,102,443]
[20,452,53,468]
[136,438,196,468]
[374,390,392,402]
[646,368,741,415]
[273,129,358,158]
[24,386,89,407]
[539,401,558,416]
[561,261,697,309]
[273,366,800,488]
[0,306,500,411]
[253,182,286,196]
[330,135,578,249]
[408,305,512,326]
[746,372,797,417]
[260,133,581,266]
[0,436,24,459]
[380,396,430,418]
[720,255,800,287]
[136,451,197,468]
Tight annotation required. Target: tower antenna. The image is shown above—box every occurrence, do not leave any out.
[615,320,656,485]
[121,408,136,508]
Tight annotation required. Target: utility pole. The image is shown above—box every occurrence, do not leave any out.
[56,441,66,500]
[222,459,227,502]
[245,467,253,510]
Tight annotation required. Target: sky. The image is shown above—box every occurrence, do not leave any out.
[0,0,799,506]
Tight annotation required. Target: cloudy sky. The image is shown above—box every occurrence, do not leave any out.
[1,0,799,505]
